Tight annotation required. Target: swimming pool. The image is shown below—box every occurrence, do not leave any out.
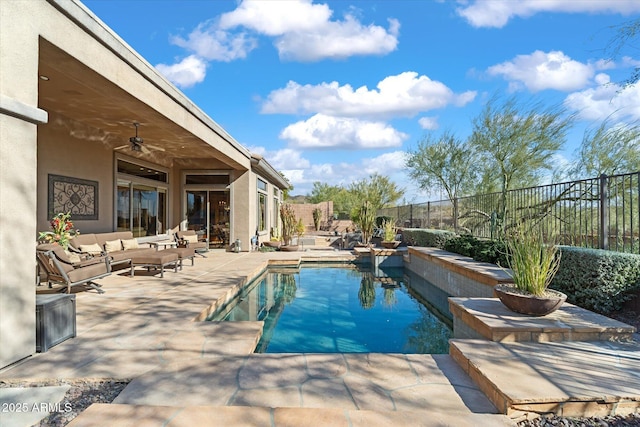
[208,265,452,354]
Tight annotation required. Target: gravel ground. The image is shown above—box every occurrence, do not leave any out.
[518,414,640,427]
[0,379,129,426]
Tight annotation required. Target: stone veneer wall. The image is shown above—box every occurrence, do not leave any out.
[404,247,514,298]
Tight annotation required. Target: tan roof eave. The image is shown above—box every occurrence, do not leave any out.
[48,0,252,162]
[251,154,290,190]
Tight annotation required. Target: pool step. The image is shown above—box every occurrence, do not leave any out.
[450,338,640,417]
[110,354,507,420]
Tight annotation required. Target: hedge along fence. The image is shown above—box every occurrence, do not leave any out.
[401,228,457,249]
[551,246,640,314]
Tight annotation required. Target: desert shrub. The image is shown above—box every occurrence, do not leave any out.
[402,228,456,249]
[551,246,640,314]
[444,235,508,266]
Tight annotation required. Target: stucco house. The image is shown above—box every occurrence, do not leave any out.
[0,0,289,368]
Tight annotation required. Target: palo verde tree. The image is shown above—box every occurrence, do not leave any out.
[308,182,352,218]
[348,173,404,212]
[570,119,640,177]
[470,95,575,236]
[406,130,477,231]
[605,18,640,88]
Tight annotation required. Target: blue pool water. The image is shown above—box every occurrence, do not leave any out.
[208,266,452,353]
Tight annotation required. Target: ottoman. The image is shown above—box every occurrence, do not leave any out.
[162,247,196,270]
[130,251,179,278]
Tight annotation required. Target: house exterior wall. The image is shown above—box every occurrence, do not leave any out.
[0,0,287,368]
[37,115,116,233]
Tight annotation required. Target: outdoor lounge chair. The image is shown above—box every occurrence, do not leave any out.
[175,230,208,257]
[36,244,111,294]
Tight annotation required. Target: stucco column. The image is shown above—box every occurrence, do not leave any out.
[0,0,47,368]
[231,171,253,252]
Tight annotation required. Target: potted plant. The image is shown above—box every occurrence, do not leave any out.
[352,201,375,247]
[494,222,566,316]
[380,218,400,249]
[280,204,298,251]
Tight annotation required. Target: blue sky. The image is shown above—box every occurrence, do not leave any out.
[83,0,640,203]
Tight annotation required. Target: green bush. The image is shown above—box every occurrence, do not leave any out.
[402,228,456,249]
[551,246,640,314]
[444,234,509,266]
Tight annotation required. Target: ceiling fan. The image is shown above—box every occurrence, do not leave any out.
[114,122,165,154]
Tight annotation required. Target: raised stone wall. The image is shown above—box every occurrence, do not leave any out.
[404,247,514,298]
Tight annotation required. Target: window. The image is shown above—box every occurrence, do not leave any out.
[258,193,267,232]
[257,178,268,233]
[116,159,168,237]
[185,174,229,185]
[272,196,280,238]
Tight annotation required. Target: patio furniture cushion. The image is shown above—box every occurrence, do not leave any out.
[104,239,122,253]
[122,238,139,250]
[162,247,196,269]
[183,234,199,243]
[79,243,103,255]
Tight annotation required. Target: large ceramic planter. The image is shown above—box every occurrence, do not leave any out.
[381,241,400,249]
[263,241,281,249]
[280,245,299,252]
[494,284,567,316]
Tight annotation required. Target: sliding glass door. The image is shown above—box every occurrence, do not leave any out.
[186,190,229,247]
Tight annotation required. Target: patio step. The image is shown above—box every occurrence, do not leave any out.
[450,338,640,417]
[67,403,514,427]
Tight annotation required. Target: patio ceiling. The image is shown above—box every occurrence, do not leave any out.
[37,38,245,169]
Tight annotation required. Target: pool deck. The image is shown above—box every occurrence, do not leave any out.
[1,249,637,426]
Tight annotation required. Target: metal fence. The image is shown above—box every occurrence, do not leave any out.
[378,172,640,254]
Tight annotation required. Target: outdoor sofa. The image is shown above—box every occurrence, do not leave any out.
[69,231,181,277]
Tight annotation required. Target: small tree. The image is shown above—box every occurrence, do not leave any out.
[280,204,296,246]
[353,200,376,246]
[312,208,323,231]
[296,218,305,243]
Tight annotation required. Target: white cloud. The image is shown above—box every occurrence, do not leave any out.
[418,116,439,130]
[262,72,476,119]
[564,76,640,122]
[457,0,640,28]
[219,0,333,35]
[170,23,258,61]
[218,0,399,61]
[487,50,595,92]
[275,17,400,62]
[362,151,408,175]
[155,55,207,88]
[280,114,408,149]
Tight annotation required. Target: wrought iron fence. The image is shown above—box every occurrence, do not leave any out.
[378,172,640,254]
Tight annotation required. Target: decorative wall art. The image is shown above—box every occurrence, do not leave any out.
[48,174,98,220]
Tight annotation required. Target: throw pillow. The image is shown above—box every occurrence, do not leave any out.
[184,234,199,243]
[64,250,82,264]
[79,243,103,255]
[104,239,122,253]
[121,238,139,250]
